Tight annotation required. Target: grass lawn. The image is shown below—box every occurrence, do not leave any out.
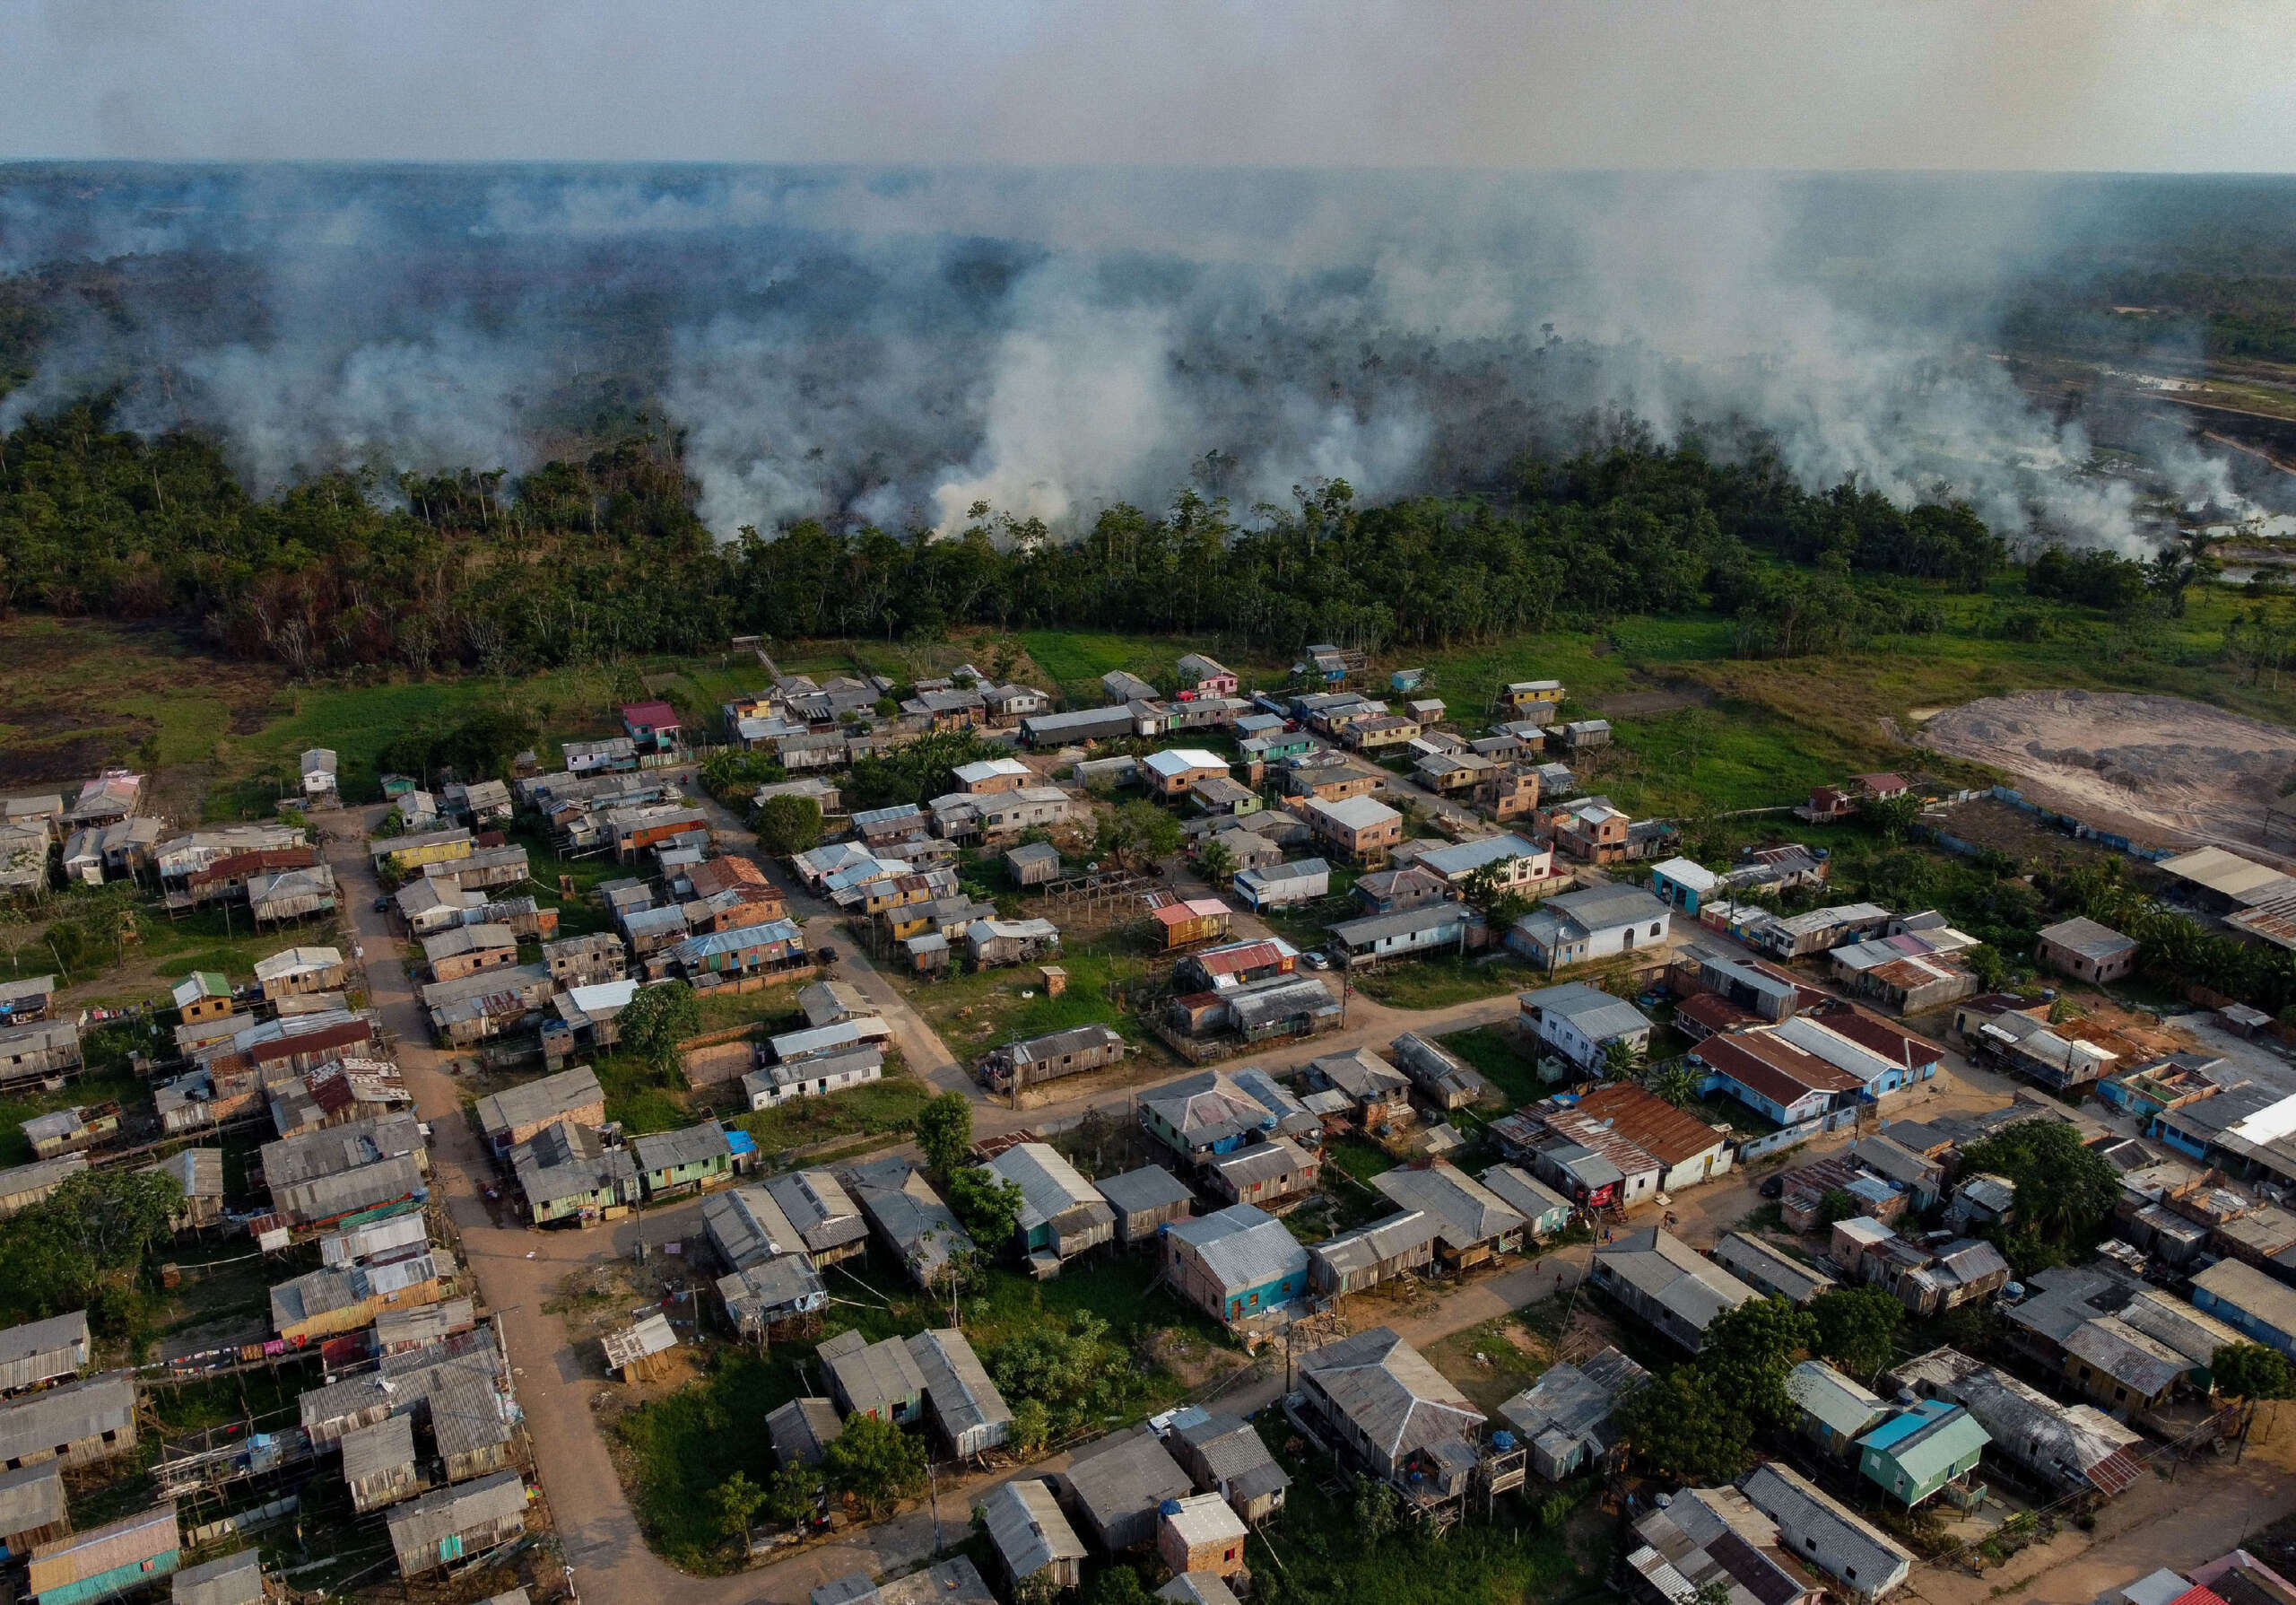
[1325,1136,1400,1182]
[734,1072,937,1160]
[898,937,1157,1063]
[690,979,806,1039]
[1439,1024,1544,1107]
[0,1064,144,1167]
[1350,955,1528,1009]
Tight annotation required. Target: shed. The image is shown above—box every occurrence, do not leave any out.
[601,1313,680,1380]
[385,1469,527,1578]
[906,1329,1013,1458]
[170,1549,264,1605]
[978,1478,1085,1592]
[1157,1492,1248,1580]
[27,1503,178,1605]
[1064,1427,1192,1551]
[0,1311,90,1395]
[1006,842,1063,887]
[768,1398,845,1470]
[1170,1412,1290,1523]
[342,1411,422,1514]
[0,1461,68,1557]
[1094,1166,1196,1246]
[822,1330,927,1426]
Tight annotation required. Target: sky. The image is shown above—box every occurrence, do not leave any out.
[3,0,2293,171]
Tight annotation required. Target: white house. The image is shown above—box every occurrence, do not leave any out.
[1232,859,1330,911]
[744,1044,884,1109]
[1507,884,1672,969]
[300,749,340,798]
[1416,833,1552,891]
[1518,982,1653,1072]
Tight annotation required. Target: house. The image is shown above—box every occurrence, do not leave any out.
[955,758,1035,794]
[745,1044,883,1111]
[1306,1048,1413,1128]
[1564,1083,1734,1192]
[620,700,682,755]
[1787,1361,1889,1458]
[1589,1228,1759,1351]
[1205,1137,1320,1209]
[1139,1071,1281,1161]
[1295,1326,1483,1489]
[1889,1348,2146,1500]
[1625,1483,1825,1605]
[25,1503,178,1605]
[1163,1204,1310,1327]
[1022,707,1138,747]
[1650,858,1722,916]
[1500,1345,1649,1481]
[1149,899,1234,952]
[2187,1259,2296,1360]
[343,1412,422,1513]
[170,1549,265,1605]
[768,1398,844,1469]
[1387,1032,1489,1112]
[661,920,808,982]
[1508,884,1672,969]
[1170,1410,1289,1524]
[1158,1494,1248,1580]
[1095,1165,1195,1248]
[1737,1461,1914,1601]
[385,1470,527,1578]
[1299,795,1403,866]
[1177,938,1299,994]
[843,1157,975,1288]
[764,1169,870,1266]
[1177,655,1239,697]
[1374,1161,1526,1268]
[0,1372,138,1470]
[174,971,236,1025]
[1518,982,1652,1074]
[509,1123,636,1226]
[1065,1427,1194,1552]
[1478,1164,1575,1239]
[967,918,1061,967]
[0,1154,88,1219]
[474,1067,605,1156]
[631,1121,735,1199]
[812,1560,998,1605]
[1006,842,1062,886]
[701,1184,805,1270]
[1417,833,1553,892]
[907,1328,1012,1457]
[1716,1235,1837,1306]
[255,945,347,998]
[978,1478,1086,1592]
[983,1143,1116,1270]
[1327,903,1483,967]
[1144,749,1231,800]
[1856,1401,1990,1507]
[422,922,517,982]
[23,1104,119,1161]
[1232,858,1329,911]
[270,1243,455,1344]
[0,1312,88,1396]
[1850,1136,1944,1209]
[1692,1031,1864,1127]
[2037,918,2140,985]
[0,1022,83,1087]
[1497,680,1565,715]
[822,1329,927,1426]
[978,1024,1128,1095]
[0,976,56,1026]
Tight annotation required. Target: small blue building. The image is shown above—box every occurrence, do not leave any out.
[2192,1259,2296,1359]
[1648,857,1721,917]
[28,1504,178,1605]
[1162,1204,1309,1327]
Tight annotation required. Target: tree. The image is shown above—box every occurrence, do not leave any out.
[1859,789,1924,844]
[761,1465,818,1528]
[1817,1188,1861,1226]
[1691,1583,1735,1605]
[1647,1060,1701,1109]
[1196,836,1239,888]
[2213,1342,2296,1401]
[1958,1120,2120,1262]
[822,1412,926,1518]
[1007,1396,1051,1455]
[755,794,822,856]
[1810,1286,1904,1382]
[1351,1474,1402,1553]
[616,980,701,1077]
[1699,1295,1815,1426]
[1084,1565,1155,1605]
[1094,799,1182,869]
[916,1091,973,1176]
[1621,1367,1752,1482]
[714,1470,767,1552]
[0,1164,181,1324]
[1600,1034,1644,1084]
[946,1164,1026,1248]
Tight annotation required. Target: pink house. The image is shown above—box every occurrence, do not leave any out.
[1176,654,1239,700]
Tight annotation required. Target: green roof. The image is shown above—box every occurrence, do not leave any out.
[1863,1405,1989,1487]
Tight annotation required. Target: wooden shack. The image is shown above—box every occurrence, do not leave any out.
[342,1412,422,1514]
[601,1313,680,1381]
[386,1470,527,1578]
[1093,1165,1196,1247]
[0,1462,69,1556]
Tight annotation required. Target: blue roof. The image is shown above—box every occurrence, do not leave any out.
[1857,1399,1953,1451]
[725,1130,759,1156]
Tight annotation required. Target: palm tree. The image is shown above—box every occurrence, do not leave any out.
[1647,1060,1701,1109]
[1601,1035,1644,1084]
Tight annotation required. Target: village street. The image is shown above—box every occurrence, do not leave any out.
[316,788,2074,1605]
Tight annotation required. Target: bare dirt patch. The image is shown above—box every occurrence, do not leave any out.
[1917,689,2296,853]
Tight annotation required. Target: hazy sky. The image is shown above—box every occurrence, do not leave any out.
[3,0,2292,171]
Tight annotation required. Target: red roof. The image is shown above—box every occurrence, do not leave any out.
[622,701,679,727]
[1195,941,1287,976]
[1676,993,1759,1035]
[1807,1003,1942,1068]
[1567,1082,1727,1166]
[1853,773,1909,792]
[247,1020,371,1066]
[1696,1033,1858,1109]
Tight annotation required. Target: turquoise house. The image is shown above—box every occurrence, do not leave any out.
[29,1504,178,1605]
[1857,1401,1990,1507]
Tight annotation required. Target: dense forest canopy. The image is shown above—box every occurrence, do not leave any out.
[0,398,2051,676]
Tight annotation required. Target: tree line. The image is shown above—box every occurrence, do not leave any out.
[0,399,2026,676]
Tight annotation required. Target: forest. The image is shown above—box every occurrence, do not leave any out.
[0,397,2117,678]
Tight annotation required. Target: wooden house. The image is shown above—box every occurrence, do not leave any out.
[1094,1166,1195,1246]
[1170,1411,1290,1525]
[0,1312,89,1395]
[26,1503,178,1605]
[0,1462,68,1557]
[979,1478,1086,1593]
[0,1372,137,1471]
[386,1470,527,1578]
[170,1549,265,1605]
[1064,1428,1192,1551]
[343,1412,422,1513]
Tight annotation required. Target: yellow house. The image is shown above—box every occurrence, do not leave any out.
[374,829,474,874]
[1498,679,1565,714]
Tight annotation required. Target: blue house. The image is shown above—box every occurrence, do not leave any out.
[1162,1204,1309,1327]
[1137,1072,1278,1161]
[1856,1401,1989,1506]
[1648,857,1721,916]
[27,1504,178,1605]
[2192,1259,2296,1359]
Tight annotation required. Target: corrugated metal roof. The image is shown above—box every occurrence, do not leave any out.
[342,1411,418,1487]
[763,1169,868,1255]
[828,1335,926,1415]
[1786,1360,1886,1437]
[1373,1163,1525,1245]
[1065,1429,1191,1530]
[1737,1462,1911,1593]
[980,1477,1085,1578]
[28,1502,176,1592]
[1165,1204,1307,1293]
[0,1371,135,1463]
[0,1460,65,1538]
[984,1144,1111,1236]
[386,1469,526,1559]
[906,1329,1011,1444]
[171,1548,263,1605]
[1299,1326,1483,1463]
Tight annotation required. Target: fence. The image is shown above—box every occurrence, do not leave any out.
[184,1495,300,1548]
[1982,786,2179,861]
[1731,1105,1863,1163]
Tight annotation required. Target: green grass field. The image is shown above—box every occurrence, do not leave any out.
[895,935,1160,1063]
[1439,1024,1544,1107]
[1350,954,1528,1009]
